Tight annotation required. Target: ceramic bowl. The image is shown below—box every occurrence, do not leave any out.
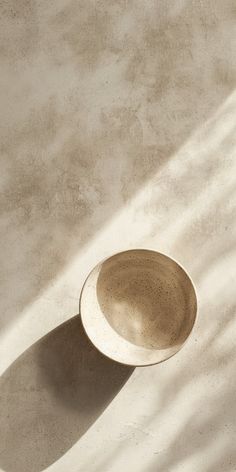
[80,249,197,366]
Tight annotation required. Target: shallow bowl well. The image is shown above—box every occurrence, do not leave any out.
[80,249,197,366]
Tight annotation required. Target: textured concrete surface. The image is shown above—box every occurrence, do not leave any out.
[0,0,236,471]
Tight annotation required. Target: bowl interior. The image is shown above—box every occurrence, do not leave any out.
[96,250,196,350]
[80,250,197,366]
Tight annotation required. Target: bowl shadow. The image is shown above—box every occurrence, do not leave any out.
[0,315,134,472]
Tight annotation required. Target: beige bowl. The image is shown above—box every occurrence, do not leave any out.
[80,249,197,366]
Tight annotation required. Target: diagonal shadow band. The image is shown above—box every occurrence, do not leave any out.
[0,315,134,472]
[1,0,235,335]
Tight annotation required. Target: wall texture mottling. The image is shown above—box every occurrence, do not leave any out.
[0,1,236,471]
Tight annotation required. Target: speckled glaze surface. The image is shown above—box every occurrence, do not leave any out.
[80,250,197,366]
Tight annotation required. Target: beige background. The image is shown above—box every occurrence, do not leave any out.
[0,1,236,471]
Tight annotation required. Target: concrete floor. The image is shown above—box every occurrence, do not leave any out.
[0,1,236,471]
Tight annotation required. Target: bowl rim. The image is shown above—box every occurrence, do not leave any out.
[79,248,198,367]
